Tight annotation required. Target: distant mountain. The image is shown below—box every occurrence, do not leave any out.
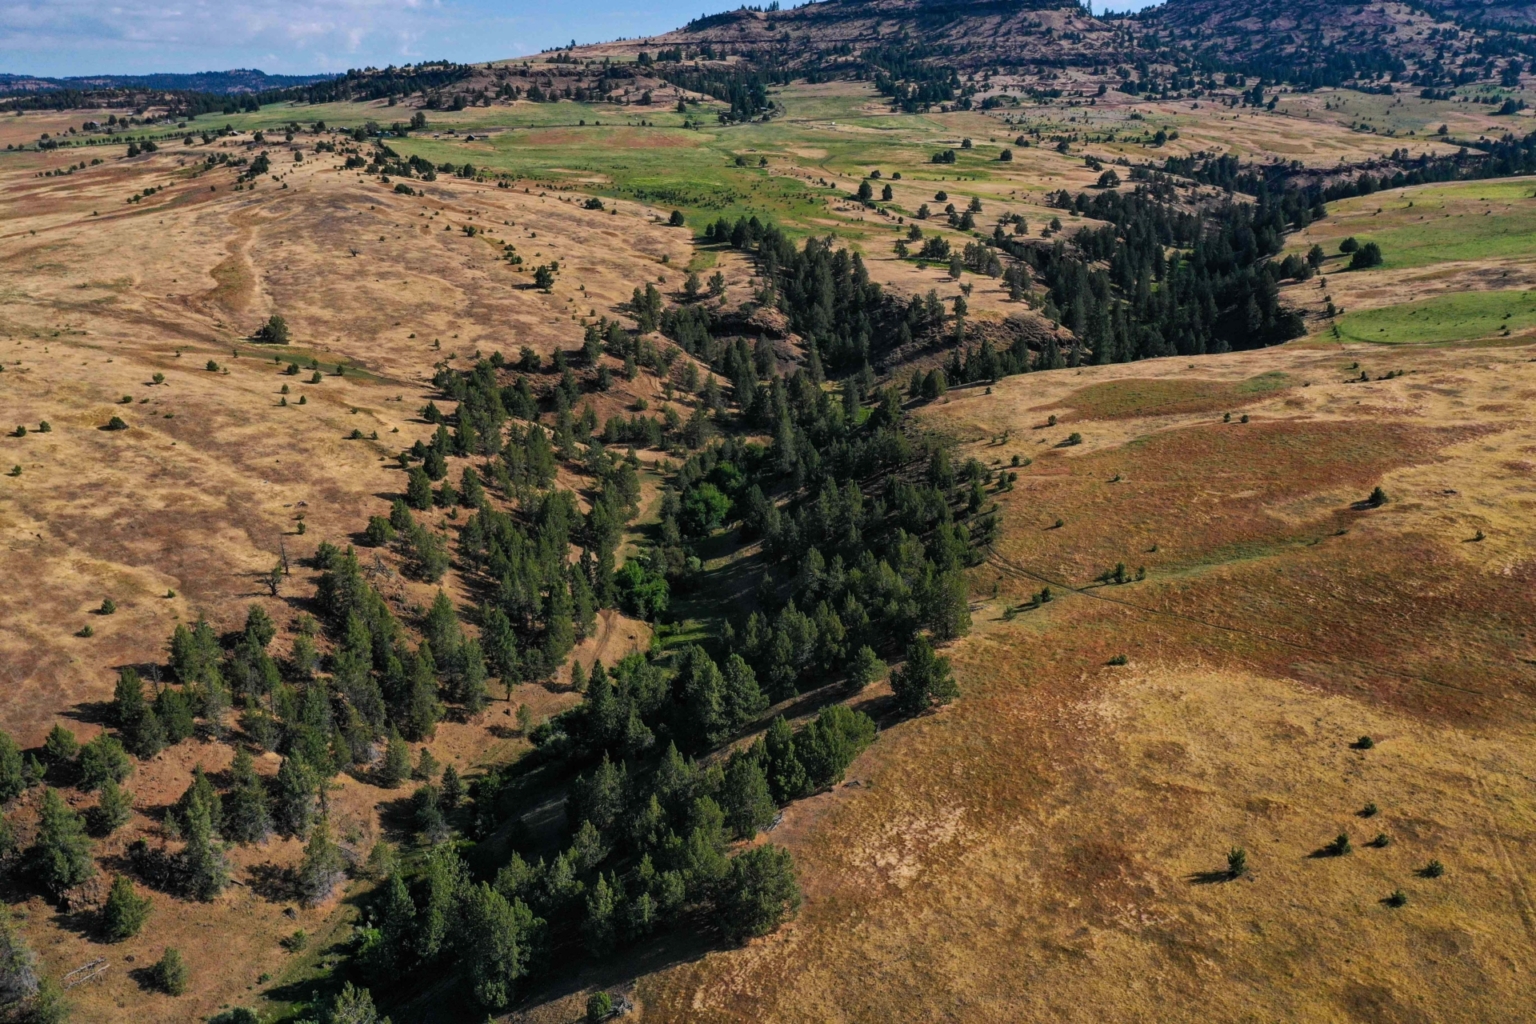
[1416,0,1536,29]
[576,0,1141,70]
[1145,0,1529,86]
[0,68,337,95]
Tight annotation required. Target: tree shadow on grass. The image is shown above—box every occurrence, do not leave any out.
[1186,869,1239,885]
[247,861,297,904]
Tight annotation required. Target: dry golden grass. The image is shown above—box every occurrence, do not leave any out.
[636,340,1536,1022]
[4,99,1536,1024]
[0,127,677,1021]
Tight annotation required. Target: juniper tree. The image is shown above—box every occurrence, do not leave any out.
[154,687,195,744]
[113,667,147,728]
[457,881,540,1009]
[717,843,800,943]
[889,635,958,716]
[42,725,78,768]
[182,782,229,900]
[380,730,411,788]
[297,816,345,906]
[77,733,132,792]
[29,788,94,897]
[94,778,133,835]
[152,948,187,995]
[0,730,25,801]
[102,874,151,940]
[222,747,271,845]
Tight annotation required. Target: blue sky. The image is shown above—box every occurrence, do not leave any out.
[0,0,1164,79]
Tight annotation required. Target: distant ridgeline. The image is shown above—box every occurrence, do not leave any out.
[0,62,467,117]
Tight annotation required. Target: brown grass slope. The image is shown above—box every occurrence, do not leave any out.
[636,341,1536,1022]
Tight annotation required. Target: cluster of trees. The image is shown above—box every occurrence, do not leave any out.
[653,65,780,121]
[1164,128,1536,205]
[985,184,1310,361]
[704,216,903,374]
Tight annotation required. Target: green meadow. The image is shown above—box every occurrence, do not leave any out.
[1336,288,1536,344]
[1300,178,1536,271]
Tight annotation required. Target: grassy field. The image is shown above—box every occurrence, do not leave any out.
[1296,179,1536,272]
[1056,371,1293,419]
[3,74,1536,1023]
[1336,289,1536,344]
[641,340,1536,1023]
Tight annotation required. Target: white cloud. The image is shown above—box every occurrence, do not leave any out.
[0,0,458,74]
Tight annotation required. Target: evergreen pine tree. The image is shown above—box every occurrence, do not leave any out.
[182,782,229,900]
[762,716,808,802]
[102,874,151,940]
[222,747,271,845]
[297,816,345,906]
[94,778,133,835]
[721,749,776,840]
[889,634,958,715]
[722,653,768,732]
[29,788,94,896]
[440,764,463,809]
[380,730,411,788]
[274,755,317,838]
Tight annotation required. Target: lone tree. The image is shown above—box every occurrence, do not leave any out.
[152,948,188,995]
[889,635,958,716]
[102,875,151,940]
[253,314,290,345]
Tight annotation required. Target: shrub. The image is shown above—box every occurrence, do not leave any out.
[98,598,116,615]
[1107,654,1129,666]
[587,991,614,1022]
[1385,889,1407,908]
[1422,859,1445,878]
[1355,734,1375,749]
[1227,847,1247,878]
[1369,832,1390,848]
[1349,242,1383,270]
[151,948,187,995]
[1326,832,1352,856]
[1361,802,1378,817]
[104,416,128,431]
[253,314,290,345]
[1065,432,1083,446]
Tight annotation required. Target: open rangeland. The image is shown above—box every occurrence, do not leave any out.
[0,67,1533,1024]
[637,340,1536,1024]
